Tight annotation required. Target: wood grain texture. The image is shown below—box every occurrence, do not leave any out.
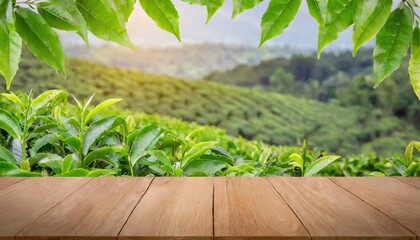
[17,177,153,240]
[0,177,26,190]
[214,177,309,240]
[0,177,90,240]
[119,177,213,240]
[331,177,420,237]
[394,177,420,190]
[269,177,415,240]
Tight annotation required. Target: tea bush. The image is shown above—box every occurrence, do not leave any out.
[3,53,418,156]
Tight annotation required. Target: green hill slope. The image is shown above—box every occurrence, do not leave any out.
[3,53,417,155]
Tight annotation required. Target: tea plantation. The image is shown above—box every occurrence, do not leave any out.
[3,52,418,156]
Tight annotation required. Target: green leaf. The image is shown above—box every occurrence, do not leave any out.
[86,169,117,177]
[29,134,61,157]
[306,0,326,25]
[196,153,235,165]
[76,0,133,47]
[389,157,408,176]
[36,153,63,174]
[1,93,24,109]
[64,136,81,152]
[304,155,340,176]
[181,141,218,168]
[84,98,122,124]
[183,159,226,176]
[0,146,17,164]
[405,142,414,164]
[0,108,21,139]
[259,0,302,47]
[31,90,66,111]
[113,0,135,22]
[152,150,171,165]
[289,153,303,170]
[28,123,58,140]
[232,0,263,19]
[373,6,413,88]
[62,154,77,173]
[368,171,385,176]
[258,148,272,167]
[0,21,22,90]
[352,0,392,56]
[83,147,122,168]
[127,129,141,148]
[318,0,356,58]
[149,164,173,176]
[182,0,224,23]
[129,125,163,166]
[0,162,41,177]
[15,8,66,75]
[82,116,124,155]
[0,162,20,176]
[55,168,89,177]
[413,141,420,152]
[139,0,180,41]
[406,162,419,177]
[409,25,420,99]
[38,1,80,31]
[37,0,88,43]
[0,0,14,26]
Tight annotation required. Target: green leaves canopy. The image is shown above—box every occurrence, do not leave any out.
[1,0,420,100]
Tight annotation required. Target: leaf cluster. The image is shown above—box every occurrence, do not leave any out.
[0,0,420,97]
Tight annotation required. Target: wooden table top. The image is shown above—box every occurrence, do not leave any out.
[0,177,419,240]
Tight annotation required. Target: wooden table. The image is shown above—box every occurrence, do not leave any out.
[0,177,419,240]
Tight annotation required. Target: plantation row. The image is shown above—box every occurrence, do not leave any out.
[4,53,418,156]
[1,90,417,177]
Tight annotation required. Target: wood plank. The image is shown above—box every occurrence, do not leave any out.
[119,177,213,240]
[0,177,26,190]
[269,177,415,240]
[394,177,420,190]
[331,177,420,238]
[214,177,309,240]
[0,177,90,240]
[17,177,153,240]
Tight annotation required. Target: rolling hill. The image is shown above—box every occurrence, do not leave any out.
[3,52,418,156]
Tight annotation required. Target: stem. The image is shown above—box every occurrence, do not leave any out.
[78,108,85,165]
[128,159,134,176]
[20,102,31,163]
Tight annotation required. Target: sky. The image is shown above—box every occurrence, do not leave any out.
[60,1,369,50]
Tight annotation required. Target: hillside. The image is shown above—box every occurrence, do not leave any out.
[204,49,420,128]
[3,52,418,156]
[64,44,295,79]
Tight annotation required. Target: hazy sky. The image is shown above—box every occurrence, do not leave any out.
[60,1,380,50]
